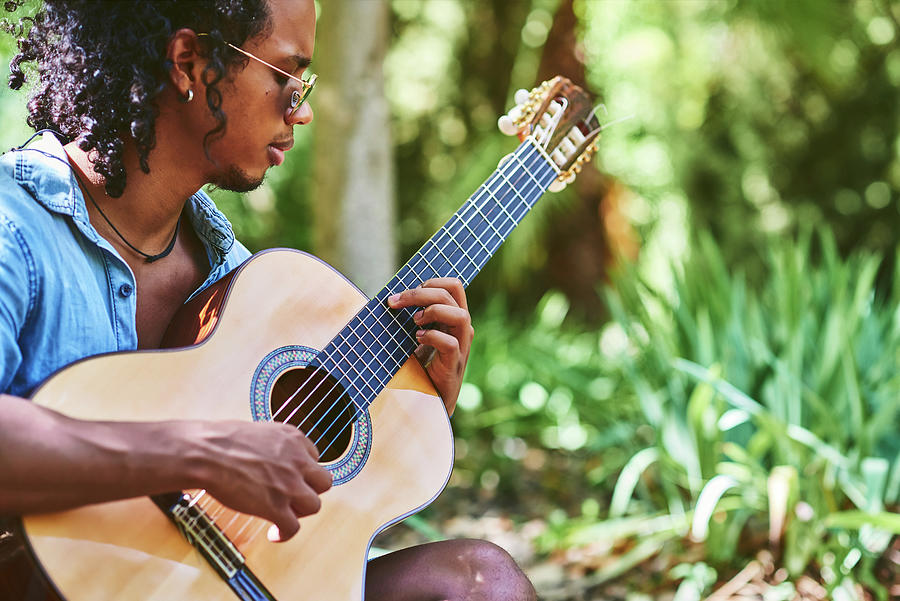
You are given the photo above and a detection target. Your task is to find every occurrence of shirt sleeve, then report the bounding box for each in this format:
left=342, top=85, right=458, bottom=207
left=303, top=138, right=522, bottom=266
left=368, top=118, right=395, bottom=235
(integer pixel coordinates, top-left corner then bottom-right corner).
left=0, top=213, right=34, bottom=394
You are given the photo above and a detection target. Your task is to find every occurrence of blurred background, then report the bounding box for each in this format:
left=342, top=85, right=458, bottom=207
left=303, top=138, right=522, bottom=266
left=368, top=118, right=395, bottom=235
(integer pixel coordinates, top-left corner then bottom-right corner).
left=2, top=0, right=899, bottom=599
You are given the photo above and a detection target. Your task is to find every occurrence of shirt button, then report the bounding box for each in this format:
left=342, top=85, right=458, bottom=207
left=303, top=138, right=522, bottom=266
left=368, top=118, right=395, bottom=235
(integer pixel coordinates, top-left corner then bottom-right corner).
left=119, top=283, right=134, bottom=297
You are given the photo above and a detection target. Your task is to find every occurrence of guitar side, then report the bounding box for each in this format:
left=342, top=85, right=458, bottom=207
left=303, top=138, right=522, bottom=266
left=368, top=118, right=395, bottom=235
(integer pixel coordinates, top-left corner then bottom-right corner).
left=12, top=249, right=454, bottom=601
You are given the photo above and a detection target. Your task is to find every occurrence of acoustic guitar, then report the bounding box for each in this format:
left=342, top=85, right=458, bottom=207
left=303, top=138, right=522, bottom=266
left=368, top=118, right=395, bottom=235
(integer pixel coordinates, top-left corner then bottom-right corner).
left=2, top=76, right=601, bottom=601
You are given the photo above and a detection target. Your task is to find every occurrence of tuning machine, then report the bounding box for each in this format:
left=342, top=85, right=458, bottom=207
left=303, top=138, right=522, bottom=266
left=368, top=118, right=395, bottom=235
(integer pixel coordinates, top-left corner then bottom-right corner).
left=497, top=80, right=555, bottom=138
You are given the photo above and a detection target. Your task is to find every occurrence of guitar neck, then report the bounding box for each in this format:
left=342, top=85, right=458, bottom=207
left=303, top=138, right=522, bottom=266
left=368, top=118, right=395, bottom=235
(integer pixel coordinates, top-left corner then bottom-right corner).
left=313, top=137, right=557, bottom=410
left=388, top=138, right=557, bottom=291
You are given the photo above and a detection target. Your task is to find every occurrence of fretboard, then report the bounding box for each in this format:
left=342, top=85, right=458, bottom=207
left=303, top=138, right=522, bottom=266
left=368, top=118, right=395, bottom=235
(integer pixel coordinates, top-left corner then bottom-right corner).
left=313, top=137, right=558, bottom=411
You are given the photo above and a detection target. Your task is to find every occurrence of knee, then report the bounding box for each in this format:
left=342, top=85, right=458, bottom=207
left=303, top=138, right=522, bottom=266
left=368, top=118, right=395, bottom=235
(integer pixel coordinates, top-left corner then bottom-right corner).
left=452, top=539, right=536, bottom=601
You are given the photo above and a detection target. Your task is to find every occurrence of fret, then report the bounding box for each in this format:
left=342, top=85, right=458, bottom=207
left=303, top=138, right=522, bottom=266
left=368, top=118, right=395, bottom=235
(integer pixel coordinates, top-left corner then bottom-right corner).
left=316, top=140, right=560, bottom=413
left=447, top=215, right=492, bottom=282
left=447, top=188, right=500, bottom=260
left=448, top=198, right=495, bottom=252
left=512, top=151, right=545, bottom=190
left=433, top=224, right=483, bottom=286
left=493, top=169, right=531, bottom=229
left=313, top=350, right=376, bottom=413
left=416, top=244, right=454, bottom=281
left=433, top=222, right=489, bottom=284
left=334, top=328, right=392, bottom=390
left=391, top=264, right=422, bottom=293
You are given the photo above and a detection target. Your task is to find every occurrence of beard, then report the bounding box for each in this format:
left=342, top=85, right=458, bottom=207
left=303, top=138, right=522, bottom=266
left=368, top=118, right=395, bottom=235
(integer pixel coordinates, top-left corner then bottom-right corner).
left=210, top=165, right=266, bottom=193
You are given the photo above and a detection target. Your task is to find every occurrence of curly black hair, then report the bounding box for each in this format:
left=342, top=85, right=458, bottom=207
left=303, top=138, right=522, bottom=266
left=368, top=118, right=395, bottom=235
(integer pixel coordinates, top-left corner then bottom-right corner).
left=3, top=0, right=272, bottom=197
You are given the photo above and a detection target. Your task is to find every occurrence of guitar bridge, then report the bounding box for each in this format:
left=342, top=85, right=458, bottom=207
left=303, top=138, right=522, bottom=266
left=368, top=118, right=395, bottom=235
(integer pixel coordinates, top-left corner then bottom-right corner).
left=153, top=492, right=278, bottom=601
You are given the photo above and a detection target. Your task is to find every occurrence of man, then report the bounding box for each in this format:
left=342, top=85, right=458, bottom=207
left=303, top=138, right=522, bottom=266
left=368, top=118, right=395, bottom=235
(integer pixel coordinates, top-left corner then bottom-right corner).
left=0, top=1, right=536, bottom=599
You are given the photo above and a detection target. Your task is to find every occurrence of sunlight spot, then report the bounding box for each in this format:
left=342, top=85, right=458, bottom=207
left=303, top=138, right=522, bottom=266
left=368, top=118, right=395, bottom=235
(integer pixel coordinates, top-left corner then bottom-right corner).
left=829, top=39, right=858, bottom=76
left=864, top=181, right=891, bottom=209
left=547, top=387, right=573, bottom=417
left=457, top=383, right=482, bottom=411
left=835, top=188, right=862, bottom=215
left=522, top=8, right=552, bottom=48
left=480, top=469, right=500, bottom=491
left=558, top=422, right=588, bottom=451
left=519, top=382, right=548, bottom=411
left=867, top=16, right=895, bottom=45
left=599, top=322, right=628, bottom=357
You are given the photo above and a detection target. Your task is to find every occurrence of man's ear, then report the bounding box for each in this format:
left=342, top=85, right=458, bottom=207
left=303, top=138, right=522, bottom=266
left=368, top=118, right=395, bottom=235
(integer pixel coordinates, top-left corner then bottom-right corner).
left=166, top=29, right=205, bottom=97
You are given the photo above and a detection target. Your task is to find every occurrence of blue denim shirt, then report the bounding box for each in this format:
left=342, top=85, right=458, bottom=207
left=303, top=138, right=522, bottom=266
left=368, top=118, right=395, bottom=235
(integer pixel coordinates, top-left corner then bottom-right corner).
left=0, top=132, right=250, bottom=397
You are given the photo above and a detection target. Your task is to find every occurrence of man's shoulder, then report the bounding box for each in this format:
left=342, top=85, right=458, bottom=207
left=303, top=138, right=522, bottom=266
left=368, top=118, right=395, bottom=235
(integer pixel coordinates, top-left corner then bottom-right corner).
left=0, top=155, right=54, bottom=227
left=0, top=132, right=80, bottom=224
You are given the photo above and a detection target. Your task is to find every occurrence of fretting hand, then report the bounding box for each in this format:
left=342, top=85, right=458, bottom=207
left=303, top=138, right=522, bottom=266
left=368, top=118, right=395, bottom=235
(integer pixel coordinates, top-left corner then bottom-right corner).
left=388, top=277, right=473, bottom=416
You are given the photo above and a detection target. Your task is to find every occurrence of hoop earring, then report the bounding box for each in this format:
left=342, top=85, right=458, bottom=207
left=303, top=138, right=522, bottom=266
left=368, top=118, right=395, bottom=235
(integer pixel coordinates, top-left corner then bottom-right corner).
left=180, top=89, right=194, bottom=103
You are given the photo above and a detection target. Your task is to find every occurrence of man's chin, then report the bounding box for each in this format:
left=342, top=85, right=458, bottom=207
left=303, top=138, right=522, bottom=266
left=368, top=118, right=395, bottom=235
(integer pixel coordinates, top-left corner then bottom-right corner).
left=210, top=166, right=266, bottom=193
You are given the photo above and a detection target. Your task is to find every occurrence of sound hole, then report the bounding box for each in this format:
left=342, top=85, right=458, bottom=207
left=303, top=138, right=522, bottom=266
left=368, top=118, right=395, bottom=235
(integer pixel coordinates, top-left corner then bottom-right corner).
left=270, top=367, right=355, bottom=462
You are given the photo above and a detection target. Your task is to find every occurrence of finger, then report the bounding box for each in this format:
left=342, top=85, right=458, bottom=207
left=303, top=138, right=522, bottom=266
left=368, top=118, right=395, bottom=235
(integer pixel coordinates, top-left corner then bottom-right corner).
left=268, top=502, right=301, bottom=542
left=412, top=304, right=471, bottom=331
left=306, top=464, right=334, bottom=493
left=421, top=277, right=468, bottom=310
left=415, top=328, right=461, bottom=361
left=387, top=287, right=458, bottom=310
left=272, top=421, right=321, bottom=462
left=289, top=486, right=323, bottom=518
left=268, top=520, right=300, bottom=542
left=298, top=432, right=321, bottom=462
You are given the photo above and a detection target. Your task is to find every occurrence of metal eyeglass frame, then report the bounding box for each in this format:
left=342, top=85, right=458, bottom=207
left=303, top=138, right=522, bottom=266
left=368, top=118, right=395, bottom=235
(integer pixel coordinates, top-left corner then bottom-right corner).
left=224, top=42, right=317, bottom=117
left=197, top=34, right=317, bottom=117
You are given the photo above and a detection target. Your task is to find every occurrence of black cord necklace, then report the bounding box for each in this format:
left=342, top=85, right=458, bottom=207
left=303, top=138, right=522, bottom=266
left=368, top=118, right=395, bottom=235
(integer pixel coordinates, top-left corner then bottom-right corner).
left=13, top=132, right=181, bottom=263
left=71, top=166, right=181, bottom=264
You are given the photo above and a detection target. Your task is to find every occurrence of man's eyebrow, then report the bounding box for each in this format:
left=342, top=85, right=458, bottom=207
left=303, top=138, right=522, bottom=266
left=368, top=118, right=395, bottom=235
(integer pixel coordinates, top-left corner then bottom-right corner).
left=287, top=54, right=312, bottom=72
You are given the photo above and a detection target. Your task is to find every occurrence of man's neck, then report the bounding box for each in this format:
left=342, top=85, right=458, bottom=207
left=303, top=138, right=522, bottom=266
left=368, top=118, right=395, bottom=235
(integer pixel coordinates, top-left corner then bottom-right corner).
left=64, top=130, right=207, bottom=255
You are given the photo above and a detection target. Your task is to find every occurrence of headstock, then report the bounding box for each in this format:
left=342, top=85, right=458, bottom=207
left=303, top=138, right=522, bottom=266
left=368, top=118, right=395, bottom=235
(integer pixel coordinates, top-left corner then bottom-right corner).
left=498, top=76, right=602, bottom=192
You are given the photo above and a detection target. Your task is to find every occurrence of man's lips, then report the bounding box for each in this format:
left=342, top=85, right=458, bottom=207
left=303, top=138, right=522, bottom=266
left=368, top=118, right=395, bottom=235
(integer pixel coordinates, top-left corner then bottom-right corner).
left=269, top=139, right=294, bottom=152
left=267, top=139, right=293, bottom=166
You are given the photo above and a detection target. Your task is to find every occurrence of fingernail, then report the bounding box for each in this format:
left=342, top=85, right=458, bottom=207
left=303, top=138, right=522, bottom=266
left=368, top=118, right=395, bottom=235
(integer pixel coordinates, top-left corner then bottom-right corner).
left=267, top=524, right=281, bottom=542
left=416, top=329, right=425, bottom=338
left=388, top=294, right=400, bottom=305
left=413, top=310, right=424, bottom=323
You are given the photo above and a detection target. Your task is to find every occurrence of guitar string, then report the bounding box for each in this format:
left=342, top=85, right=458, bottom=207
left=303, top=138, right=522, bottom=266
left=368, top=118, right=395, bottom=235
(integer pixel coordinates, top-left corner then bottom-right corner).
left=268, top=174, right=501, bottom=427
left=258, top=182, right=519, bottom=496
left=231, top=143, right=556, bottom=545
left=241, top=145, right=557, bottom=545
left=270, top=146, right=532, bottom=429
left=278, top=143, right=545, bottom=443
left=229, top=140, right=558, bottom=544
left=266, top=141, right=543, bottom=434
left=307, top=143, right=552, bottom=455
left=311, top=143, right=556, bottom=461
left=306, top=144, right=554, bottom=460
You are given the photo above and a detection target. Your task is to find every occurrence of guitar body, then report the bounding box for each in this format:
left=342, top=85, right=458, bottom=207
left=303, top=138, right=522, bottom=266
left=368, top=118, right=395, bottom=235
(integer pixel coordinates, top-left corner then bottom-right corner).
left=11, top=249, right=454, bottom=601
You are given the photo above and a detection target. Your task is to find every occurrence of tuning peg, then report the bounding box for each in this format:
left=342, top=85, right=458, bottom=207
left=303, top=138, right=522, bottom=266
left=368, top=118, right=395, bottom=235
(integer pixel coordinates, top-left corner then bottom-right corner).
left=514, top=88, right=531, bottom=105
left=548, top=179, right=567, bottom=193
left=497, top=115, right=518, bottom=136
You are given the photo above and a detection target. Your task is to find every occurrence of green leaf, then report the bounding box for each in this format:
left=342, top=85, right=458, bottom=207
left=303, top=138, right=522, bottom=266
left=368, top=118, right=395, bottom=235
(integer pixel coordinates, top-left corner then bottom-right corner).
left=610, top=447, right=660, bottom=518
left=825, top=511, right=900, bottom=534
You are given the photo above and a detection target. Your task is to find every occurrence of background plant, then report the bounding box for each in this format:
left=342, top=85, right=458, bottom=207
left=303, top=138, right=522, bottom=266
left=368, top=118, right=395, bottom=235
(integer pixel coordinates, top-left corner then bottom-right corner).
left=595, top=229, right=900, bottom=598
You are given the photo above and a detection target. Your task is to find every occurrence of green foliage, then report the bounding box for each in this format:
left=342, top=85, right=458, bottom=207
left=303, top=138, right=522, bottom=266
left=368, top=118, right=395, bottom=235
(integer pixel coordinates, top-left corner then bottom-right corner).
left=584, top=0, right=900, bottom=278
left=603, top=229, right=899, bottom=596
left=448, top=290, right=644, bottom=513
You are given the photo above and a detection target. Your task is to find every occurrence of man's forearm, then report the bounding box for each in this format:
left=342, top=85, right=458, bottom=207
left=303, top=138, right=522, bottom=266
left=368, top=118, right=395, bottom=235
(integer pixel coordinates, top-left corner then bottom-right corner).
left=0, top=394, right=198, bottom=514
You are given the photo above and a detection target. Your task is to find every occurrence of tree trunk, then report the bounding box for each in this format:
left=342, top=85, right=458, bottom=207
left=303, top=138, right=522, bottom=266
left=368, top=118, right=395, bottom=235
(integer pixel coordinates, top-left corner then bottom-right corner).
left=312, top=0, right=396, bottom=296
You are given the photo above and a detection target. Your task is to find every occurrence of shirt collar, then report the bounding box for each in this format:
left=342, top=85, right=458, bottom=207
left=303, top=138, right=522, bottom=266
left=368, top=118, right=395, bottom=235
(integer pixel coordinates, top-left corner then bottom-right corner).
left=7, top=130, right=236, bottom=262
